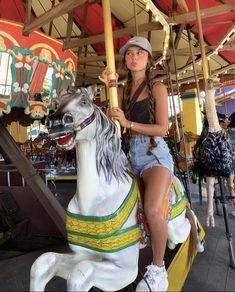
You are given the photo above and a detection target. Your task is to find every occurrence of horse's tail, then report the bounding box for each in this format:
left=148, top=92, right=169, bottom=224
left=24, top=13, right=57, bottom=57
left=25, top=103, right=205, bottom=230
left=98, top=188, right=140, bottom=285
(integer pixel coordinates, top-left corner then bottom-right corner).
left=185, top=205, right=197, bottom=266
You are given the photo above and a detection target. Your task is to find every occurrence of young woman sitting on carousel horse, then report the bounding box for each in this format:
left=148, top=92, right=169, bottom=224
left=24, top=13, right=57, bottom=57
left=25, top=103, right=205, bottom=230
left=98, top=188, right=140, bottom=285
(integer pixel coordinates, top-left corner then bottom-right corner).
left=99, top=36, right=174, bottom=292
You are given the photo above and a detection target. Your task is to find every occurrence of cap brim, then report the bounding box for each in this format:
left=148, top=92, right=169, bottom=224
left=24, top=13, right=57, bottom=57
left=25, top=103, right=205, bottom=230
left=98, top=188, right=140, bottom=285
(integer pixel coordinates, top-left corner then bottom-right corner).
left=119, top=43, right=152, bottom=56
left=119, top=44, right=132, bottom=55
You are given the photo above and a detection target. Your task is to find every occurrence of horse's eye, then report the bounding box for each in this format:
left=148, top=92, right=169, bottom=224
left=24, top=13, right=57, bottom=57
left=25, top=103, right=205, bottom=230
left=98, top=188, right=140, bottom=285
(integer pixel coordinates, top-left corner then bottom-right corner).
left=80, top=97, right=88, bottom=105
left=44, top=117, right=52, bottom=128
left=63, top=114, right=73, bottom=124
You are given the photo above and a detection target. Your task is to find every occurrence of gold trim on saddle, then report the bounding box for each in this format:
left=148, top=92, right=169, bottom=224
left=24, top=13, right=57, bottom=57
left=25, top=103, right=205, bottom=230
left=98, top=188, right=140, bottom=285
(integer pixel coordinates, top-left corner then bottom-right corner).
left=170, top=178, right=187, bottom=219
left=66, top=179, right=140, bottom=252
left=67, top=224, right=140, bottom=253
left=66, top=179, right=138, bottom=236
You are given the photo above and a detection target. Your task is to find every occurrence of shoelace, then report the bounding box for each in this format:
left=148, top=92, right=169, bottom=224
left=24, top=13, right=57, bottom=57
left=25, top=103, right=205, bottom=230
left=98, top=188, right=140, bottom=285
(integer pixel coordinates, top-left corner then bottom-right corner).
left=145, top=266, right=159, bottom=285
left=144, top=265, right=167, bottom=285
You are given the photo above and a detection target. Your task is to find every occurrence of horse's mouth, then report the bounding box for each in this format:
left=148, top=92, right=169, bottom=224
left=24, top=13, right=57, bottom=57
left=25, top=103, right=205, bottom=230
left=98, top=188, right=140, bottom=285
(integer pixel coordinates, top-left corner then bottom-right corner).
left=47, top=129, right=75, bottom=149
left=54, top=133, right=75, bottom=149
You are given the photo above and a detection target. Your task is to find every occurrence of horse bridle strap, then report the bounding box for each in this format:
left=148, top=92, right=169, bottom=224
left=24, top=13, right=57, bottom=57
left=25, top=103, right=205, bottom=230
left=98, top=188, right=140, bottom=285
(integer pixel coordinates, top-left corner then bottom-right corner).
left=74, top=110, right=96, bottom=132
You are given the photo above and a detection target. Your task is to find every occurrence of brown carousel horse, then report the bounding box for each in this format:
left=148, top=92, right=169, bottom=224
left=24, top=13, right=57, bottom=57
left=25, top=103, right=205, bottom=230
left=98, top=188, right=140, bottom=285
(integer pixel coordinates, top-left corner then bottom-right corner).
left=176, top=131, right=199, bottom=172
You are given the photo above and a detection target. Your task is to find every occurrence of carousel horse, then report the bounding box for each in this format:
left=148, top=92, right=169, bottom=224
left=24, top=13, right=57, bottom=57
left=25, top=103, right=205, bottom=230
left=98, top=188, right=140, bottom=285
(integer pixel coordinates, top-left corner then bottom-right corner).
left=168, top=122, right=198, bottom=173
left=177, top=131, right=199, bottom=172
left=193, top=80, right=232, bottom=227
left=30, top=86, right=204, bottom=291
left=193, top=117, right=218, bottom=227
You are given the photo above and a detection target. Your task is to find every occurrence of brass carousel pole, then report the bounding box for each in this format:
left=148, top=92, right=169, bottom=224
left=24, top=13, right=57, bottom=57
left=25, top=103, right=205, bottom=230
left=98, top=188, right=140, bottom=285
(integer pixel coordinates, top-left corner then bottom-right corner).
left=187, top=28, right=203, bottom=114
left=170, top=25, right=192, bottom=205
left=166, top=66, right=181, bottom=162
left=194, top=0, right=220, bottom=131
left=102, top=0, right=121, bottom=136
left=133, top=0, right=139, bottom=36
left=167, top=64, right=181, bottom=143
left=194, top=0, right=209, bottom=83
left=221, top=74, right=228, bottom=118
left=167, top=75, right=174, bottom=122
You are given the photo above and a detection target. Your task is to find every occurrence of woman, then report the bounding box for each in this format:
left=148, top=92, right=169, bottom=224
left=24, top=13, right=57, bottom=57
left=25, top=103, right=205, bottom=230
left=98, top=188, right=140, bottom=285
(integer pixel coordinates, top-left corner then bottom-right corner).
left=99, top=36, right=173, bottom=292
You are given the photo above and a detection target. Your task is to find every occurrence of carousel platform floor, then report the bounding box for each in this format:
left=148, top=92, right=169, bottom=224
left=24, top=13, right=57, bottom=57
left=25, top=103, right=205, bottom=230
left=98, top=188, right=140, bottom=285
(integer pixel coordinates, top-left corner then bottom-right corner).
left=1, top=179, right=235, bottom=291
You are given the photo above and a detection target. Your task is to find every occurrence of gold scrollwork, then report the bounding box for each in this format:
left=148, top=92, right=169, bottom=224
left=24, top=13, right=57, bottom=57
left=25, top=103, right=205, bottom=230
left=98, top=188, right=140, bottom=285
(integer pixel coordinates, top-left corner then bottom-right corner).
left=0, top=36, right=6, bottom=50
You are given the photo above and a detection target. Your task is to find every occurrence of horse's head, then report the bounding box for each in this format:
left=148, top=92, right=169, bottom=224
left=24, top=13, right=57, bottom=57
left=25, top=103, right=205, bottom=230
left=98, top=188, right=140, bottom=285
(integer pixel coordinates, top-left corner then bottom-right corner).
left=45, top=85, right=97, bottom=150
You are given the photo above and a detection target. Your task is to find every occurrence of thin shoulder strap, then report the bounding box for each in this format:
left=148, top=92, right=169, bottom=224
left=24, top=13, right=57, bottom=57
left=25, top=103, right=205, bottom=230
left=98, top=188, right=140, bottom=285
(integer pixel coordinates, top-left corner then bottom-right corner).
left=130, top=80, right=147, bottom=111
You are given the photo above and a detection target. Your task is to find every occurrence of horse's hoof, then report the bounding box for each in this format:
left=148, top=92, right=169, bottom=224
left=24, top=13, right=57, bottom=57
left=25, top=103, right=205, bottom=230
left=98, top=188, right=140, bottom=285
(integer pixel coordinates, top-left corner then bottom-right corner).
left=197, top=240, right=205, bottom=253
left=211, top=217, right=215, bottom=227
left=167, top=241, right=176, bottom=250
left=206, top=215, right=215, bottom=227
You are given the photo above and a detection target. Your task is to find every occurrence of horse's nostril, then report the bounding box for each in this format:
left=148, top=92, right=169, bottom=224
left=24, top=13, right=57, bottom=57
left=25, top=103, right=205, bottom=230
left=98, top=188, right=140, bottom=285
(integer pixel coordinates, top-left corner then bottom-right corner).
left=44, top=117, right=51, bottom=128
left=63, top=114, right=74, bottom=124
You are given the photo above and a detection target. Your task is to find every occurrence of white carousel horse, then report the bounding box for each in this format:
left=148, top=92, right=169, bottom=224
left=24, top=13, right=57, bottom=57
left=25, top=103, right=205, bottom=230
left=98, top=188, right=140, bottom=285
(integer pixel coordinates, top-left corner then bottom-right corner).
left=30, top=86, right=203, bottom=291
left=204, top=79, right=222, bottom=228
left=202, top=79, right=226, bottom=228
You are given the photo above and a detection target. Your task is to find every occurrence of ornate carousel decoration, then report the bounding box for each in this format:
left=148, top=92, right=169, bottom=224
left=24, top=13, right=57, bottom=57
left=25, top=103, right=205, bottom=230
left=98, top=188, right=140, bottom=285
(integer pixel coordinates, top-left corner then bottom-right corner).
left=0, top=19, right=77, bottom=120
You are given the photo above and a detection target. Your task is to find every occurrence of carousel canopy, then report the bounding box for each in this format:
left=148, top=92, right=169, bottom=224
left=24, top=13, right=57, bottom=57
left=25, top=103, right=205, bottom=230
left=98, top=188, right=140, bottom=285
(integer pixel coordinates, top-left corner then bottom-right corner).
left=0, top=0, right=234, bottom=118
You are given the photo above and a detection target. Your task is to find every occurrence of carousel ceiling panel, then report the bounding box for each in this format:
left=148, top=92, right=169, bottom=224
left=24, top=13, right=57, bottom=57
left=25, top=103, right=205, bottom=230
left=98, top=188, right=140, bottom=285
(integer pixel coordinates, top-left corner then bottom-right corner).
left=157, top=0, right=235, bottom=64
left=0, top=0, right=234, bottom=87
left=31, top=0, right=81, bottom=38
left=0, top=0, right=26, bottom=22
left=107, top=1, right=170, bottom=57
left=110, top=0, right=145, bottom=25
left=149, top=0, right=235, bottom=72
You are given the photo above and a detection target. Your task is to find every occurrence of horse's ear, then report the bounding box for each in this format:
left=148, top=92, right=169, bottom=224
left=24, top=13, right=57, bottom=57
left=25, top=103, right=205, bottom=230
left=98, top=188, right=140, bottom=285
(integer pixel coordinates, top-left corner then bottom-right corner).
left=86, top=84, right=97, bottom=100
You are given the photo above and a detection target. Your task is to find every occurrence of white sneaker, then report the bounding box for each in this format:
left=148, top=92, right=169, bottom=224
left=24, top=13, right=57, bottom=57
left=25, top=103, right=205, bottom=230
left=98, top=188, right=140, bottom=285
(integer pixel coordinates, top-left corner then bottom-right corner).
left=135, top=264, right=168, bottom=292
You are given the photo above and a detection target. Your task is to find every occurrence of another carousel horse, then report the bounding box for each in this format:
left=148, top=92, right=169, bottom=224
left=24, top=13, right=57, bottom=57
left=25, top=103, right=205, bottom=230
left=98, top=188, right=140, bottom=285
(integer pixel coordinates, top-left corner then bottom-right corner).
left=30, top=86, right=203, bottom=291
left=194, top=79, right=232, bottom=227
left=168, top=122, right=198, bottom=173
left=177, top=131, right=199, bottom=172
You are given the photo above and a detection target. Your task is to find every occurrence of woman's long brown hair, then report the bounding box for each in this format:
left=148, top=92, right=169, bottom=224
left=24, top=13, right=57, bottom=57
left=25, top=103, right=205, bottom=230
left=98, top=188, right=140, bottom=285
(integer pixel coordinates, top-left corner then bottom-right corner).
left=122, top=57, right=157, bottom=154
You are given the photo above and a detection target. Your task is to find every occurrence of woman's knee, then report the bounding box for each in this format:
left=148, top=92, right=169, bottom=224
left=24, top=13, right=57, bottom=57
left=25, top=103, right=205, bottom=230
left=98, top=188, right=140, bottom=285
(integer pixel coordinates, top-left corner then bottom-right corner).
left=144, top=205, right=165, bottom=223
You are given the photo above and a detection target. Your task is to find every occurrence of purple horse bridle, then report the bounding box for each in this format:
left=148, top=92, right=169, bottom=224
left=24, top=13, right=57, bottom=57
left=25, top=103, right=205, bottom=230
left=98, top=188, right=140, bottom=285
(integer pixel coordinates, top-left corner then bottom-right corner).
left=74, top=110, right=96, bottom=132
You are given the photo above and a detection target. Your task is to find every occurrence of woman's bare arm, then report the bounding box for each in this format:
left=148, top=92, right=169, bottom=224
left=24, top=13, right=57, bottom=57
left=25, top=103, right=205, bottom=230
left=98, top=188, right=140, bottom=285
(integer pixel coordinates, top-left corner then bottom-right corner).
left=110, top=82, right=169, bottom=137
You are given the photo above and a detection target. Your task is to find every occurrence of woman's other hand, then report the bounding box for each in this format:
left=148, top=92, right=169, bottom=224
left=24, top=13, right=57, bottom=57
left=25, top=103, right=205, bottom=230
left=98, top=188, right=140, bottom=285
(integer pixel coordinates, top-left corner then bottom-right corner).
left=98, top=66, right=119, bottom=87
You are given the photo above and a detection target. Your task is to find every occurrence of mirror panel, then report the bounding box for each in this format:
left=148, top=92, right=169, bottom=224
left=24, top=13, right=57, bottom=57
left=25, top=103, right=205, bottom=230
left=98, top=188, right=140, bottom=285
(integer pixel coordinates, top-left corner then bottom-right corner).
left=0, top=52, right=12, bottom=98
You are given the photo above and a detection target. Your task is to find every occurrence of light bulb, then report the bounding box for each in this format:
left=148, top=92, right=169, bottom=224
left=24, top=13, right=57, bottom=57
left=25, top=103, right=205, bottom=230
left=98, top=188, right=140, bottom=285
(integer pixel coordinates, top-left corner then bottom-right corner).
left=154, top=14, right=159, bottom=22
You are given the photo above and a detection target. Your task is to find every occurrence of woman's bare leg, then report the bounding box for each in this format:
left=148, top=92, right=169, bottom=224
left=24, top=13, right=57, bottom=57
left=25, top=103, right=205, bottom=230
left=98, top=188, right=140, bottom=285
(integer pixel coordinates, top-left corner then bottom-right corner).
left=142, top=166, right=172, bottom=266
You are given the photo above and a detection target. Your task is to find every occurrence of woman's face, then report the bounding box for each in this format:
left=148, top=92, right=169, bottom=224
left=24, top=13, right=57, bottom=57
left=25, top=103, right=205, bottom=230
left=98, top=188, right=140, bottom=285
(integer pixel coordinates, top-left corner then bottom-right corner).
left=125, top=46, right=149, bottom=72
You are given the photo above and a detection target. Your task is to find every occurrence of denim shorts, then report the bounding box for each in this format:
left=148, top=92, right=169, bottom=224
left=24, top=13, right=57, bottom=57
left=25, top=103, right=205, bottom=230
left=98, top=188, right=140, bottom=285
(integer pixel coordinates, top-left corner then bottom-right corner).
left=129, top=135, right=174, bottom=177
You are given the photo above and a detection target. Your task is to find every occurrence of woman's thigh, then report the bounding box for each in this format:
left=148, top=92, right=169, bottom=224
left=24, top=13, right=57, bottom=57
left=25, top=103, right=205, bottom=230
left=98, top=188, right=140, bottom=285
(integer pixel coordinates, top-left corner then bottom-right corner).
left=142, top=166, right=172, bottom=212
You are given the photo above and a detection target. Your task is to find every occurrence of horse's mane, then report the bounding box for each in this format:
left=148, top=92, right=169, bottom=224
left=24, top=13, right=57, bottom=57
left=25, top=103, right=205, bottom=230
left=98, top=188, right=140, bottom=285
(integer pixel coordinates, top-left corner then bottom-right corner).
left=94, top=105, right=131, bottom=183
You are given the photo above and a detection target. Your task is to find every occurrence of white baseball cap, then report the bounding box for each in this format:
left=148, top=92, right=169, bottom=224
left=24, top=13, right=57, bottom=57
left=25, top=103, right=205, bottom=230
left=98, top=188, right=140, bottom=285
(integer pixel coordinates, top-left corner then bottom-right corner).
left=119, top=36, right=152, bottom=56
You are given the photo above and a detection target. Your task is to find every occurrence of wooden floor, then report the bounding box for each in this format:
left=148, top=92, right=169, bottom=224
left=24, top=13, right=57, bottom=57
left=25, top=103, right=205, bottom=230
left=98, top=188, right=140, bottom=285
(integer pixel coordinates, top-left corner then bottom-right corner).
left=183, top=187, right=235, bottom=291
left=1, top=179, right=235, bottom=291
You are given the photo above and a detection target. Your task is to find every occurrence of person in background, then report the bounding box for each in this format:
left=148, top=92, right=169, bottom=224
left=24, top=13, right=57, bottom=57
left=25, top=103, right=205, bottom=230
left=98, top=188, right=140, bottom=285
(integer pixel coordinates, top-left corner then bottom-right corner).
left=99, top=36, right=173, bottom=292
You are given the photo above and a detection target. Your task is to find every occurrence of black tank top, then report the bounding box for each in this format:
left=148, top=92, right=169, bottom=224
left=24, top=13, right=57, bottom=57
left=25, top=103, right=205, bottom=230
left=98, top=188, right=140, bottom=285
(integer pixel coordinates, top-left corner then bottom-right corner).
left=130, top=98, right=150, bottom=124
